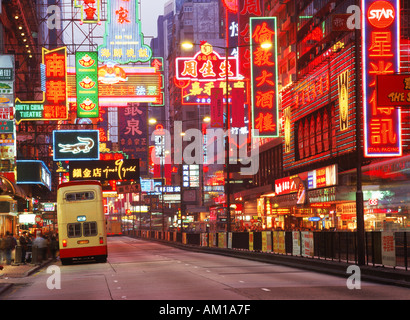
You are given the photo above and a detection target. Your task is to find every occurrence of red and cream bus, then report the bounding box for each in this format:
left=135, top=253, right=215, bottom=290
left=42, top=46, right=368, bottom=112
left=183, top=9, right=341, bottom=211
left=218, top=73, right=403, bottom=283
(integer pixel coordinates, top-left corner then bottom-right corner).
left=57, top=180, right=107, bottom=265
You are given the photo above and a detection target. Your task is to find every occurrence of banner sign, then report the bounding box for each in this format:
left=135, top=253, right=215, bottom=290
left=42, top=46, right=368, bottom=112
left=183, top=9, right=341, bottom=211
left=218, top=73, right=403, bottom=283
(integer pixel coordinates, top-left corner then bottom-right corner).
left=250, top=17, right=279, bottom=137
left=53, top=130, right=99, bottom=161
left=231, top=87, right=245, bottom=127
left=76, top=51, right=99, bottom=118
left=15, top=47, right=68, bottom=123
left=69, top=159, right=140, bottom=181
left=377, top=74, right=410, bottom=106
left=176, top=42, right=238, bottom=81
left=362, top=0, right=401, bottom=157
left=98, top=0, right=152, bottom=64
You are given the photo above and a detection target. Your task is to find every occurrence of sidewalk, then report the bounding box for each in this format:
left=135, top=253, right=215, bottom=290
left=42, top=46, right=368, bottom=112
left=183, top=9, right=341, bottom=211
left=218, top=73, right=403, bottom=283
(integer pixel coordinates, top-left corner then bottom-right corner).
left=0, top=259, right=54, bottom=295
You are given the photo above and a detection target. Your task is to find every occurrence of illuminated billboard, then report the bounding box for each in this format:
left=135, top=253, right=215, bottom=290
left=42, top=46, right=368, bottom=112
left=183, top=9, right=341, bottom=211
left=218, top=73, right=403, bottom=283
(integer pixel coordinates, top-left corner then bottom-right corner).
left=75, top=51, right=99, bottom=118
left=67, top=65, right=162, bottom=106
left=362, top=0, right=401, bottom=157
left=15, top=47, right=68, bottom=124
left=69, top=159, right=139, bottom=181
left=53, top=130, right=99, bottom=161
left=250, top=17, right=279, bottom=138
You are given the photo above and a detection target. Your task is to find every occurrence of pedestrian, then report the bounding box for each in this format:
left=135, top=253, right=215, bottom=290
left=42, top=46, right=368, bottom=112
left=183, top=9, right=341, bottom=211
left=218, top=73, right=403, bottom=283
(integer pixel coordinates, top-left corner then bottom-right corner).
left=33, top=232, right=47, bottom=263
left=4, top=231, right=17, bottom=265
left=26, top=234, right=33, bottom=263
left=0, top=234, right=4, bottom=264
left=19, top=231, right=28, bottom=264
left=50, top=234, right=59, bottom=260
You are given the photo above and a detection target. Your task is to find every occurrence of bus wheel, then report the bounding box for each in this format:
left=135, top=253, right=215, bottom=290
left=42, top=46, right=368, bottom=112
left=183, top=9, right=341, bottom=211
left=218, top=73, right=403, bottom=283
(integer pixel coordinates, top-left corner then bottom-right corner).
left=61, top=258, right=72, bottom=265
left=97, top=256, right=107, bottom=263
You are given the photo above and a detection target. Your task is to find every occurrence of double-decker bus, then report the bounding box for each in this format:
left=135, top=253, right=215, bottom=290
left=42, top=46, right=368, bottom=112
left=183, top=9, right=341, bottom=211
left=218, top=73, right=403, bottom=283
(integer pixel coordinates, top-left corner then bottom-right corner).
left=57, top=181, right=107, bottom=265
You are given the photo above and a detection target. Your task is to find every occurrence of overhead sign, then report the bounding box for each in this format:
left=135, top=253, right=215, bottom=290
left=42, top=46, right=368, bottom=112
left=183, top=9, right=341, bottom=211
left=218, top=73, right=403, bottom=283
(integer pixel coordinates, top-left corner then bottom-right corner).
left=98, top=0, right=152, bottom=64
left=176, top=42, right=239, bottom=81
left=53, top=130, right=99, bottom=161
left=15, top=47, right=68, bottom=123
left=250, top=17, right=279, bottom=138
left=362, top=0, right=401, bottom=157
left=67, top=65, right=162, bottom=106
left=75, top=51, right=99, bottom=118
left=69, top=159, right=140, bottom=181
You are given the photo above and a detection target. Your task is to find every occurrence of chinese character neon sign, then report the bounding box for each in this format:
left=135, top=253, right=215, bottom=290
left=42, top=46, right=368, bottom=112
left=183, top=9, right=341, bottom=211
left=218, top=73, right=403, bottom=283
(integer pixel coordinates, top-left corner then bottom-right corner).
left=98, top=0, right=152, bottom=64
left=176, top=42, right=239, bottom=81
left=74, top=0, right=101, bottom=24
left=250, top=17, right=279, bottom=138
left=15, top=47, right=68, bottom=124
left=362, top=0, right=401, bottom=157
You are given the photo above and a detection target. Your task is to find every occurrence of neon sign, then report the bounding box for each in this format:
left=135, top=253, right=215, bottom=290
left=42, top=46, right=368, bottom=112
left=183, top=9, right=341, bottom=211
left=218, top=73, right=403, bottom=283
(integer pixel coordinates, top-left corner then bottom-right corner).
left=362, top=0, right=401, bottom=157
left=67, top=65, right=162, bottom=106
left=15, top=47, right=68, bottom=123
left=74, top=0, right=101, bottom=24
left=238, top=0, right=263, bottom=78
left=179, top=79, right=249, bottom=105
left=250, top=17, right=279, bottom=138
left=53, top=130, right=99, bottom=161
left=98, top=0, right=152, bottom=64
left=69, top=159, right=140, bottom=181
left=76, top=51, right=99, bottom=118
left=176, top=42, right=239, bottom=81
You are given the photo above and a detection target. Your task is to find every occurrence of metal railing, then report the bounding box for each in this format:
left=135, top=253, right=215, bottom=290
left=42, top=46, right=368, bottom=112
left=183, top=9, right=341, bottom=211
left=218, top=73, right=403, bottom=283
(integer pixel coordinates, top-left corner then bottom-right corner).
left=134, top=230, right=410, bottom=271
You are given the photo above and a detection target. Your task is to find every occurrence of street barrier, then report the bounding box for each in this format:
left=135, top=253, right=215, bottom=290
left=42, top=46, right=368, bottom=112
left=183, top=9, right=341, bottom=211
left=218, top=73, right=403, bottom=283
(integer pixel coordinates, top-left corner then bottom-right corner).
left=137, top=230, right=410, bottom=270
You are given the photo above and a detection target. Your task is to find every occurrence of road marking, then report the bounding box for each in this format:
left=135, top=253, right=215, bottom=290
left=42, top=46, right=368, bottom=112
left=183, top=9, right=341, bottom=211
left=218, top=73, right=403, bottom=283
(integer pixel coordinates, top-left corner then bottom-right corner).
left=261, top=288, right=271, bottom=292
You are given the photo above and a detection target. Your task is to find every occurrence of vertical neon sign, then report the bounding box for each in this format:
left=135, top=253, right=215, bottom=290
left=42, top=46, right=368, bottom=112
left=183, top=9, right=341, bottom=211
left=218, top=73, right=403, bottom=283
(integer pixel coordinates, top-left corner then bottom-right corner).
left=250, top=17, right=279, bottom=138
left=362, top=0, right=401, bottom=157
left=238, top=0, right=263, bottom=78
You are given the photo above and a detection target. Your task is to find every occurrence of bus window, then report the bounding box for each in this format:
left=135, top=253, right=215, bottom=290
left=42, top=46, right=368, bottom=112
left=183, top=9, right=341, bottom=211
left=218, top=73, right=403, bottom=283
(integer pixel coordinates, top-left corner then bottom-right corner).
left=67, top=223, right=82, bottom=237
left=65, top=191, right=95, bottom=201
left=83, top=222, right=98, bottom=237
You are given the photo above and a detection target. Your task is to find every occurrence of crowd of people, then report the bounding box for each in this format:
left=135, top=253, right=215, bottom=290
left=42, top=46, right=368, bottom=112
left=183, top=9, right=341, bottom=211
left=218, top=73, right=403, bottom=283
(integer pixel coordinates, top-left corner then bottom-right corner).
left=0, top=231, right=59, bottom=266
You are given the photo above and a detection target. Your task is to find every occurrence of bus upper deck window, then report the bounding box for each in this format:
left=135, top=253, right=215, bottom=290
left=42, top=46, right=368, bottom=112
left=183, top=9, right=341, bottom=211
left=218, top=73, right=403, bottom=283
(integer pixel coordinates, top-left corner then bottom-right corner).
left=65, top=191, right=95, bottom=201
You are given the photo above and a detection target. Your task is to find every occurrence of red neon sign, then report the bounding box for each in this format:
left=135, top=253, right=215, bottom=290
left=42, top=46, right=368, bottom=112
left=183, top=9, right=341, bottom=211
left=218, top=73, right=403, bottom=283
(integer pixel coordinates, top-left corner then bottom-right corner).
left=250, top=17, right=279, bottom=138
left=176, top=42, right=238, bottom=81
left=362, top=0, right=401, bottom=157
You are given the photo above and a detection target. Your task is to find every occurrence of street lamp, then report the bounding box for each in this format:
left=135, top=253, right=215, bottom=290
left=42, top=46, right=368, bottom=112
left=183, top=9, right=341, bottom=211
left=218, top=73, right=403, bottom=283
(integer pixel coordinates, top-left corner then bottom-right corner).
left=180, top=41, right=271, bottom=233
